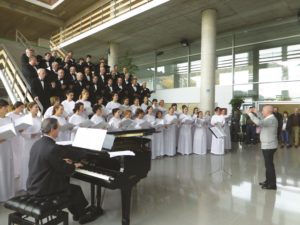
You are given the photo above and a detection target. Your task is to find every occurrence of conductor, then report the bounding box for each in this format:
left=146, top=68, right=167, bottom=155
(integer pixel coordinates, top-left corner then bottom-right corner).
left=26, top=118, right=98, bottom=224
left=246, top=105, right=278, bottom=190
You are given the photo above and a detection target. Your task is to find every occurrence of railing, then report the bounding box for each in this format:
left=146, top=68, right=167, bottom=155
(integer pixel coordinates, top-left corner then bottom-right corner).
left=0, top=44, right=43, bottom=112
left=50, top=0, right=152, bottom=47
left=16, top=29, right=32, bottom=49
left=49, top=40, right=66, bottom=59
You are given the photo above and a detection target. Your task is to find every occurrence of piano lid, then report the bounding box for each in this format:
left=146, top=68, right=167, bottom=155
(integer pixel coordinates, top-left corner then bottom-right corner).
left=107, top=128, right=156, bottom=138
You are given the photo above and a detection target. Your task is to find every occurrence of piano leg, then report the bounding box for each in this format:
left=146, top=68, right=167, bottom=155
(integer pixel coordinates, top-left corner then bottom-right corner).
left=90, top=184, right=95, bottom=207
left=96, top=185, right=102, bottom=211
left=121, top=186, right=132, bottom=225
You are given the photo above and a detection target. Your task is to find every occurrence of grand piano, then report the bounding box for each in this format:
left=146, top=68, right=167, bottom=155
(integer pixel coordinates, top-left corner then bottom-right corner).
left=63, top=128, right=156, bottom=225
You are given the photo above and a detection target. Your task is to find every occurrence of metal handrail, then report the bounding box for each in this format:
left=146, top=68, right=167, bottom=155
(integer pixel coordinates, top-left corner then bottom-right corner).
left=0, top=44, right=44, bottom=112
left=50, top=0, right=152, bottom=47
left=16, top=29, right=32, bottom=49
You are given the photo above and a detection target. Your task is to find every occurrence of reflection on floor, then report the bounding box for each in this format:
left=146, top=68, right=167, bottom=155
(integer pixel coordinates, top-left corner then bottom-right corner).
left=1, top=143, right=300, bottom=225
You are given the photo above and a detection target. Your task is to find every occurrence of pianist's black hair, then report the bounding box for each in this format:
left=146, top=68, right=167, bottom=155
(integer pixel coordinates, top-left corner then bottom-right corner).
left=93, top=104, right=102, bottom=113
left=0, top=99, right=9, bottom=107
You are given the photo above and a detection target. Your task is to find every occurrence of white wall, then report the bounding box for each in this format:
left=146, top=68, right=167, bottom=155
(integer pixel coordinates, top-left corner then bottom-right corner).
left=151, top=85, right=233, bottom=110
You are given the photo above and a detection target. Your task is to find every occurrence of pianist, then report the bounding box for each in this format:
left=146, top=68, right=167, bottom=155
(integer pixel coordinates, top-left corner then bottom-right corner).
left=26, top=118, right=97, bottom=224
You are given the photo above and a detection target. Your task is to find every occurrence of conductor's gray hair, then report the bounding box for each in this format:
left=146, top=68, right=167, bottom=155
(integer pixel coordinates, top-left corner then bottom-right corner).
left=263, top=105, right=273, bottom=113
left=41, top=118, right=58, bottom=134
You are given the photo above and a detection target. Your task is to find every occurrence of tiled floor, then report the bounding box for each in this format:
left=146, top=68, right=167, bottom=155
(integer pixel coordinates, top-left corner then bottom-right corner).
left=1, top=143, right=300, bottom=225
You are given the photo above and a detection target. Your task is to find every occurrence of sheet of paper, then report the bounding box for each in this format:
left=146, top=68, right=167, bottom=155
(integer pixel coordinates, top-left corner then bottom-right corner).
left=72, top=128, right=107, bottom=151
left=92, top=121, right=109, bottom=129
left=14, top=116, right=33, bottom=131
left=137, top=121, right=151, bottom=129
left=79, top=120, right=94, bottom=128
left=182, top=118, right=194, bottom=124
left=0, top=123, right=17, bottom=140
left=56, top=140, right=73, bottom=146
left=60, top=123, right=75, bottom=131
left=107, top=150, right=135, bottom=158
left=120, top=119, right=136, bottom=130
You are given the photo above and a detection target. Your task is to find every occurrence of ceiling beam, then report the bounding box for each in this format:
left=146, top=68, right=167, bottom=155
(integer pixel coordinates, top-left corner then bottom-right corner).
left=0, top=0, right=64, bottom=27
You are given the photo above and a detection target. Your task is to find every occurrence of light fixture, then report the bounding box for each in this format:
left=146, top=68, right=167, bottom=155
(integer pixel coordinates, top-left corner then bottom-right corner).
left=180, top=39, right=189, bottom=47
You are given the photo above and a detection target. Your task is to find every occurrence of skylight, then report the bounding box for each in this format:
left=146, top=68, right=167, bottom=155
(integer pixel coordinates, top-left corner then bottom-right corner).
left=24, top=0, right=64, bottom=10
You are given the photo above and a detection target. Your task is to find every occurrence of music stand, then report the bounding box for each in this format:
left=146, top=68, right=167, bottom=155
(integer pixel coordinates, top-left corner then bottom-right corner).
left=209, top=127, right=232, bottom=176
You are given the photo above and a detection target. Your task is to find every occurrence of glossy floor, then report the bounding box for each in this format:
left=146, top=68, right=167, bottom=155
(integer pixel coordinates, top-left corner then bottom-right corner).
left=1, top=143, right=300, bottom=225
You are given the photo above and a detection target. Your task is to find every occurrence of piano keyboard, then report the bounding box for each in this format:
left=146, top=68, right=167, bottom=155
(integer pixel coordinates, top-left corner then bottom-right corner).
left=75, top=169, right=114, bottom=181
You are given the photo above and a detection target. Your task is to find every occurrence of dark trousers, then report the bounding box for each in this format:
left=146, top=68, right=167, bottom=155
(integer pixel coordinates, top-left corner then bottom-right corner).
left=262, top=149, right=277, bottom=186
left=64, top=184, right=88, bottom=217
left=246, top=125, right=256, bottom=143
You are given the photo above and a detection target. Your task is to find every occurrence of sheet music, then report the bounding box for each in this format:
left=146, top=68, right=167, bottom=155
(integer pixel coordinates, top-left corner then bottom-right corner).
left=79, top=120, right=94, bottom=128
left=56, top=140, right=73, bottom=146
left=108, top=150, right=135, bottom=158
left=182, top=118, right=194, bottom=124
left=14, top=116, right=33, bottom=131
left=72, top=128, right=107, bottom=151
left=0, top=123, right=17, bottom=140
left=120, top=119, right=136, bottom=130
left=209, top=126, right=226, bottom=138
left=92, top=121, right=109, bottom=129
left=60, top=123, right=75, bottom=131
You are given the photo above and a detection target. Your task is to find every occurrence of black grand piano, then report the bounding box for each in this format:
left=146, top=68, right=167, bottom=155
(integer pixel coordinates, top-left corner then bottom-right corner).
left=63, top=128, right=155, bottom=225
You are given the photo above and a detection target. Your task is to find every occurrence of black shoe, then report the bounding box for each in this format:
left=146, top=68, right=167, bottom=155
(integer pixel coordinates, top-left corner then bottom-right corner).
left=259, top=181, right=267, bottom=186
left=79, top=207, right=103, bottom=224
left=261, top=184, right=277, bottom=190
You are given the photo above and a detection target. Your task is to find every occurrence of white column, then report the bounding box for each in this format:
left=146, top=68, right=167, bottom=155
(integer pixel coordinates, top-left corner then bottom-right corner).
left=108, top=42, right=119, bottom=69
left=200, top=9, right=217, bottom=113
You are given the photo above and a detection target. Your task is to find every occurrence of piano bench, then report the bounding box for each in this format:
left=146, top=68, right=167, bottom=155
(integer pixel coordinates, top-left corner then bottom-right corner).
left=4, top=195, right=69, bottom=225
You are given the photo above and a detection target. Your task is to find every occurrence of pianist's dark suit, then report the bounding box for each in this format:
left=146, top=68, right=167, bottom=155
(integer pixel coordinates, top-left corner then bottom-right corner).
left=26, top=136, right=88, bottom=217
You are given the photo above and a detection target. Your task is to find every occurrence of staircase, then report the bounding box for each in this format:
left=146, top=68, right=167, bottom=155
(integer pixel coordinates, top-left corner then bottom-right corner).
left=0, top=39, right=47, bottom=111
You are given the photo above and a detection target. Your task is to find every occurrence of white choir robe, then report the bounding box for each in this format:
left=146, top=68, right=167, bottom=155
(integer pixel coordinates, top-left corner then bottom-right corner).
left=0, top=117, right=15, bottom=202
left=164, top=114, right=178, bottom=156
left=152, top=118, right=165, bottom=159
left=130, top=105, right=141, bottom=116
left=144, top=115, right=156, bottom=158
left=134, top=118, right=150, bottom=129
left=106, top=101, right=121, bottom=121
left=223, top=115, right=232, bottom=150
left=69, top=114, right=87, bottom=141
left=210, top=115, right=225, bottom=155
left=21, top=114, right=42, bottom=190
left=193, top=118, right=207, bottom=155
left=108, top=117, right=121, bottom=131
left=91, top=115, right=105, bottom=125
left=158, top=107, right=167, bottom=116
left=177, top=114, right=193, bottom=155
left=61, top=100, right=75, bottom=117
left=106, top=101, right=121, bottom=114
left=205, top=116, right=212, bottom=150
left=6, top=112, right=24, bottom=179
left=141, top=103, right=148, bottom=112
left=51, top=115, right=71, bottom=141
left=44, top=106, right=68, bottom=119
left=76, top=100, right=93, bottom=118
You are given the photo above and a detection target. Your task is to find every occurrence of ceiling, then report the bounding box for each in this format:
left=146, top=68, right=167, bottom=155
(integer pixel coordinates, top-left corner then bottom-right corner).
left=1, top=0, right=300, bottom=58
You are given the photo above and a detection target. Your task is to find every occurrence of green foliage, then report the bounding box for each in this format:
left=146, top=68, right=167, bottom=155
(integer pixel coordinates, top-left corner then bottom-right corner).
left=229, top=96, right=245, bottom=110
left=118, top=52, right=138, bottom=74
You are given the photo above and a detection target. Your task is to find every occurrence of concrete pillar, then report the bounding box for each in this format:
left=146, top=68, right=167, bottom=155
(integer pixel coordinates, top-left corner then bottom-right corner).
left=200, top=9, right=217, bottom=113
left=108, top=42, right=119, bottom=69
